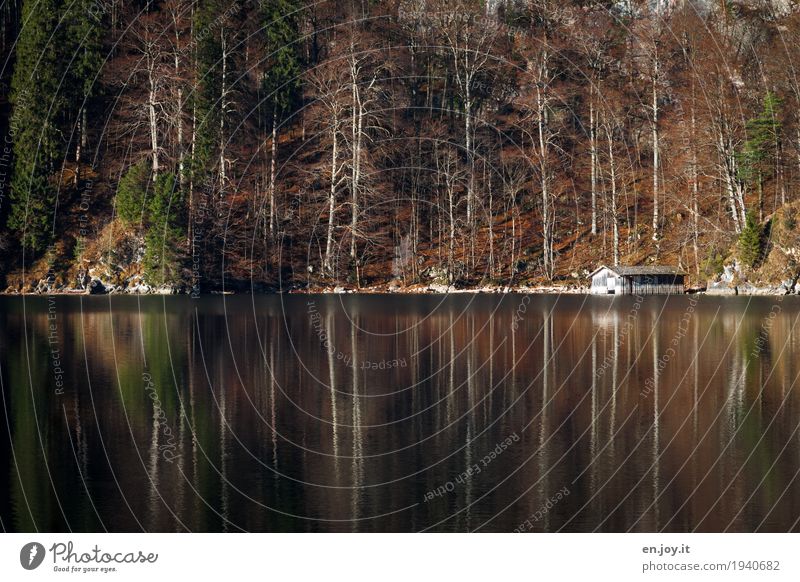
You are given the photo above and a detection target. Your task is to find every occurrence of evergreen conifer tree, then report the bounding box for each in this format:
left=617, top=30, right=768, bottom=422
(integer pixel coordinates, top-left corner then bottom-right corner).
left=144, top=172, right=184, bottom=285
left=738, top=211, right=763, bottom=269
left=8, top=0, right=65, bottom=252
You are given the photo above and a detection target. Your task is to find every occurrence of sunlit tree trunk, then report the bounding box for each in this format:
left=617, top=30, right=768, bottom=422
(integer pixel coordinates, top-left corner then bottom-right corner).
left=590, top=89, right=598, bottom=235
left=605, top=121, right=619, bottom=266
left=219, top=28, right=228, bottom=192
left=324, top=113, right=339, bottom=276
left=147, top=53, right=160, bottom=181
left=269, top=104, right=278, bottom=237
left=651, top=58, right=659, bottom=241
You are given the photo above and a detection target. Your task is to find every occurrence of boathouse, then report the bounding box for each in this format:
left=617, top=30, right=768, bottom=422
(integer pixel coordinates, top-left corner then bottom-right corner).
left=589, top=265, right=686, bottom=295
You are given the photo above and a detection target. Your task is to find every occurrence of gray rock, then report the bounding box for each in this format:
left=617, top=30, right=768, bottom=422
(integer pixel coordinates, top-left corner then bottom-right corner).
left=706, top=281, right=736, bottom=295
left=127, top=283, right=151, bottom=294
left=427, top=283, right=452, bottom=293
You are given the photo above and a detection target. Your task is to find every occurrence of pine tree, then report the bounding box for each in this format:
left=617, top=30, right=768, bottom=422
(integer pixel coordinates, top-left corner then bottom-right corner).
left=738, top=211, right=763, bottom=269
left=737, top=92, right=782, bottom=220
left=261, top=0, right=301, bottom=123
left=260, top=0, right=302, bottom=235
left=192, top=0, right=237, bottom=194
left=115, top=161, right=150, bottom=225
left=8, top=0, right=65, bottom=253
left=64, top=0, right=104, bottom=170
left=144, top=172, right=184, bottom=285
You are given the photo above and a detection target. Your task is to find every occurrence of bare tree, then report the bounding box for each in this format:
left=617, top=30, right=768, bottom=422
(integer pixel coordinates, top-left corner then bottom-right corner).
left=128, top=16, right=172, bottom=181
left=308, top=52, right=350, bottom=277
left=433, top=1, right=498, bottom=231
left=345, top=33, right=384, bottom=286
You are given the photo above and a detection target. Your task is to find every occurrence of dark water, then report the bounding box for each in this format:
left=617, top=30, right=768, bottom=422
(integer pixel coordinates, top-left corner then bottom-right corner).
left=1, top=294, right=799, bottom=532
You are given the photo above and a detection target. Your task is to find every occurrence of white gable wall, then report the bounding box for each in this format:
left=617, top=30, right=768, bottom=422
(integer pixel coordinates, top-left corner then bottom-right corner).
left=590, top=267, right=616, bottom=294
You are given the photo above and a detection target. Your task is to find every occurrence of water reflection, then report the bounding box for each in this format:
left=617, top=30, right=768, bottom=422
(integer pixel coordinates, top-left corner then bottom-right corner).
left=1, top=294, right=799, bottom=532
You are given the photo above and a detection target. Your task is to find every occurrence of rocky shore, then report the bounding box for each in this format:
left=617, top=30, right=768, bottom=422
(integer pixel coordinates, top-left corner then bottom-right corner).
left=3, top=258, right=797, bottom=297
left=4, top=280, right=797, bottom=296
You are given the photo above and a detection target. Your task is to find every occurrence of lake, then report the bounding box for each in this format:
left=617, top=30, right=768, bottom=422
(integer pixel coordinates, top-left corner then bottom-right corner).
left=1, top=294, right=799, bottom=532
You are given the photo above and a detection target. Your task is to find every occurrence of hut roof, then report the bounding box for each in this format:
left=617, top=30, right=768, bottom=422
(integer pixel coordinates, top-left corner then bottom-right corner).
left=588, top=265, right=687, bottom=278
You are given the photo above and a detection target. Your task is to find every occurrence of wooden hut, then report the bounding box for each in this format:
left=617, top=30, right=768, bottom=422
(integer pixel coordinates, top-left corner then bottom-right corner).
left=589, top=265, right=686, bottom=295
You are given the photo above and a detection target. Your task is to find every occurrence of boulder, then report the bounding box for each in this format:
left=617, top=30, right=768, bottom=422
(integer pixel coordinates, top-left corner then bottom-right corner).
left=76, top=270, right=90, bottom=290
left=127, top=283, right=151, bottom=294
left=89, top=279, right=107, bottom=295
left=427, top=283, right=452, bottom=293
left=735, top=282, right=757, bottom=295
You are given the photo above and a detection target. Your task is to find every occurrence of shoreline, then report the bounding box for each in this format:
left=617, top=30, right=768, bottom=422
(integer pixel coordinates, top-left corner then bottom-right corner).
left=1, top=284, right=795, bottom=297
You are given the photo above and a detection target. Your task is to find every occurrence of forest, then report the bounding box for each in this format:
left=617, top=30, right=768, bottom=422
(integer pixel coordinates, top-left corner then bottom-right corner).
left=1, top=0, right=800, bottom=293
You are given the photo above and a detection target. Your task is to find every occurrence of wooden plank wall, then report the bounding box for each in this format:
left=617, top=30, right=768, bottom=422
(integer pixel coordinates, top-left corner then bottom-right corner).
left=627, top=275, right=684, bottom=295
left=589, top=272, right=685, bottom=294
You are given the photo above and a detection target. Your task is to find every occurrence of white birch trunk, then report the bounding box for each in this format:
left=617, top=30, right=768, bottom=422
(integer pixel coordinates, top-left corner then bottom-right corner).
left=324, top=113, right=339, bottom=275
left=590, top=90, right=597, bottom=235
left=651, top=66, right=659, bottom=241
left=148, top=67, right=159, bottom=181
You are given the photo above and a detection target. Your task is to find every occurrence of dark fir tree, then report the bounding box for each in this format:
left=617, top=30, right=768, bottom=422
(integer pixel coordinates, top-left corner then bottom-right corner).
left=193, top=0, right=237, bottom=195
left=144, top=172, right=184, bottom=285
left=64, top=0, right=104, bottom=174
left=8, top=0, right=64, bottom=252
left=260, top=0, right=302, bottom=236
left=115, top=161, right=150, bottom=225
left=737, top=92, right=782, bottom=221
left=738, top=212, right=763, bottom=269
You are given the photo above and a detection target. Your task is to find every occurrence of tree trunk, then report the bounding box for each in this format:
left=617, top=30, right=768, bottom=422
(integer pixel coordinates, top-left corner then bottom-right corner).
left=175, top=55, right=184, bottom=188
left=148, top=67, right=159, bottom=181
left=691, top=101, right=700, bottom=275
left=718, top=128, right=744, bottom=233
left=350, top=68, right=360, bottom=284
left=465, top=89, right=472, bottom=226
left=651, top=66, right=659, bottom=241
left=536, top=57, right=553, bottom=281
left=219, top=29, right=227, bottom=191
left=270, top=113, right=277, bottom=237
left=488, top=169, right=494, bottom=278
left=590, top=91, right=597, bottom=235
left=324, top=112, right=339, bottom=276
left=606, top=123, right=619, bottom=266
left=75, top=105, right=83, bottom=184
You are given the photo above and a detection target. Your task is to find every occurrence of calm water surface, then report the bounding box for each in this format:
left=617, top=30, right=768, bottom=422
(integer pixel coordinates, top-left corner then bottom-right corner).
left=1, top=294, right=799, bottom=532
